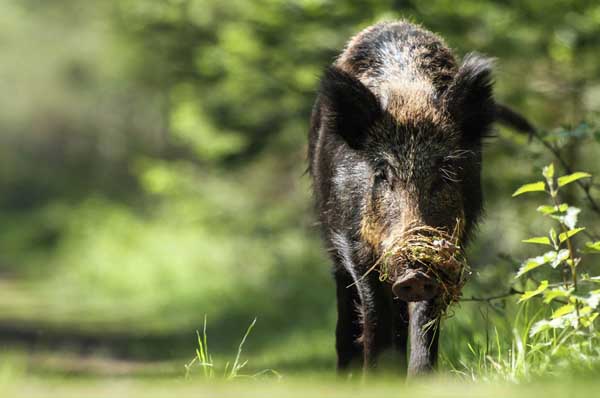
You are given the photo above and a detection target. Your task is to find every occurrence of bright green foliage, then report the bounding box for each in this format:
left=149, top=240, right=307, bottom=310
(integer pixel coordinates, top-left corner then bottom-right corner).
left=542, top=163, right=554, bottom=180
left=559, top=227, right=585, bottom=243
left=516, top=250, right=566, bottom=277
left=518, top=280, right=548, bottom=303
left=455, top=153, right=600, bottom=382
left=513, top=163, right=599, bottom=337
left=512, top=182, right=546, bottom=197
left=557, top=172, right=592, bottom=188
left=521, top=236, right=551, bottom=245
left=543, top=287, right=572, bottom=304
left=585, top=241, right=600, bottom=253
left=536, top=204, right=569, bottom=215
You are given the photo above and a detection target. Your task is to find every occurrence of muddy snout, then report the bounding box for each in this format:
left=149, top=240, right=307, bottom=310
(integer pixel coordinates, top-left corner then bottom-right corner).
left=392, top=268, right=438, bottom=302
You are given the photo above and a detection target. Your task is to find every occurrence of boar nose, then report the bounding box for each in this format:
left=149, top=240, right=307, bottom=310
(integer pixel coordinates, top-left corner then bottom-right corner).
left=392, top=268, right=438, bottom=302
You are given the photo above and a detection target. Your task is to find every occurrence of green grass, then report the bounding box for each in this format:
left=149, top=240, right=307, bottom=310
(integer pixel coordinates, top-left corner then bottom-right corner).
left=184, top=316, right=280, bottom=380
left=2, top=298, right=600, bottom=397
left=3, top=374, right=600, bottom=398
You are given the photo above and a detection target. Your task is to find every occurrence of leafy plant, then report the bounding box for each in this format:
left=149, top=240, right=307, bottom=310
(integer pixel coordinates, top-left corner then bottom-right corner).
left=184, top=316, right=280, bottom=380
left=513, top=163, right=600, bottom=336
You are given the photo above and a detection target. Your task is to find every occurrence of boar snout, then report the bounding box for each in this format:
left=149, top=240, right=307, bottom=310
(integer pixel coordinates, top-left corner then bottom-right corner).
left=392, top=268, right=438, bottom=302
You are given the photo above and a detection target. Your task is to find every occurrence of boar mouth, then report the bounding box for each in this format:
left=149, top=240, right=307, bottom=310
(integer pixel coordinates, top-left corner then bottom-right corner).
left=356, top=221, right=470, bottom=314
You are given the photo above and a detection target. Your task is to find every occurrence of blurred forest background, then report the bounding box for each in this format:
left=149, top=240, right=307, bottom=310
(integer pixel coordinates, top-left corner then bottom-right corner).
left=2, top=0, right=600, bottom=378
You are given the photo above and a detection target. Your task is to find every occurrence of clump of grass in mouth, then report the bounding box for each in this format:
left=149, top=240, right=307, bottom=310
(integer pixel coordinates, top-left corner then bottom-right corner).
left=356, top=220, right=470, bottom=316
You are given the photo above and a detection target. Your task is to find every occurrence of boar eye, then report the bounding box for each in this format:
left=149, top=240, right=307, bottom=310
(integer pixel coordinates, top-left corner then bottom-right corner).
left=374, top=168, right=387, bottom=184
left=373, top=164, right=391, bottom=186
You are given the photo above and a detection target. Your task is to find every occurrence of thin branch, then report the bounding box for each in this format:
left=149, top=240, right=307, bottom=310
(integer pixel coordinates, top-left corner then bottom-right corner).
left=461, top=288, right=523, bottom=303
left=461, top=288, right=570, bottom=305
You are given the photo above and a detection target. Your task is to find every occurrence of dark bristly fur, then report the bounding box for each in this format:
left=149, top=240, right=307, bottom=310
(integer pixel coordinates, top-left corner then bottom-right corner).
left=307, top=20, right=535, bottom=377
left=319, top=67, right=382, bottom=149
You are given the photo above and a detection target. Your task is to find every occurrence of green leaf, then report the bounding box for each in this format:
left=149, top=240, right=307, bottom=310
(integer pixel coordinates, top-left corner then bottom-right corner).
left=558, top=227, right=585, bottom=243
left=557, top=172, right=591, bottom=187
left=536, top=205, right=557, bottom=215
left=516, top=251, right=558, bottom=278
left=518, top=280, right=549, bottom=303
left=530, top=319, right=551, bottom=336
left=580, top=312, right=599, bottom=328
left=522, top=236, right=551, bottom=245
left=584, top=241, right=600, bottom=253
left=512, top=181, right=546, bottom=197
left=552, top=303, right=575, bottom=318
left=530, top=315, right=575, bottom=336
left=543, top=287, right=573, bottom=304
left=543, top=163, right=555, bottom=180
left=536, top=204, right=567, bottom=215
left=579, top=305, right=593, bottom=316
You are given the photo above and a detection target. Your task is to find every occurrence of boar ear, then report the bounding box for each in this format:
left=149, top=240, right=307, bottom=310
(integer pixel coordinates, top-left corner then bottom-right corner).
left=319, top=66, right=381, bottom=149
left=444, top=53, right=495, bottom=142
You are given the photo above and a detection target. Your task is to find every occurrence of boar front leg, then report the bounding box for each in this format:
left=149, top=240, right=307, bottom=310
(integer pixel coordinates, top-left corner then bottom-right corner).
left=359, top=274, right=393, bottom=371
left=392, top=299, right=409, bottom=371
left=334, top=268, right=363, bottom=372
left=407, top=300, right=440, bottom=376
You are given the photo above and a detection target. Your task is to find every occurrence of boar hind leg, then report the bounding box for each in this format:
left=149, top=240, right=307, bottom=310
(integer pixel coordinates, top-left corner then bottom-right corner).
left=335, top=269, right=363, bottom=372
left=407, top=300, right=440, bottom=376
